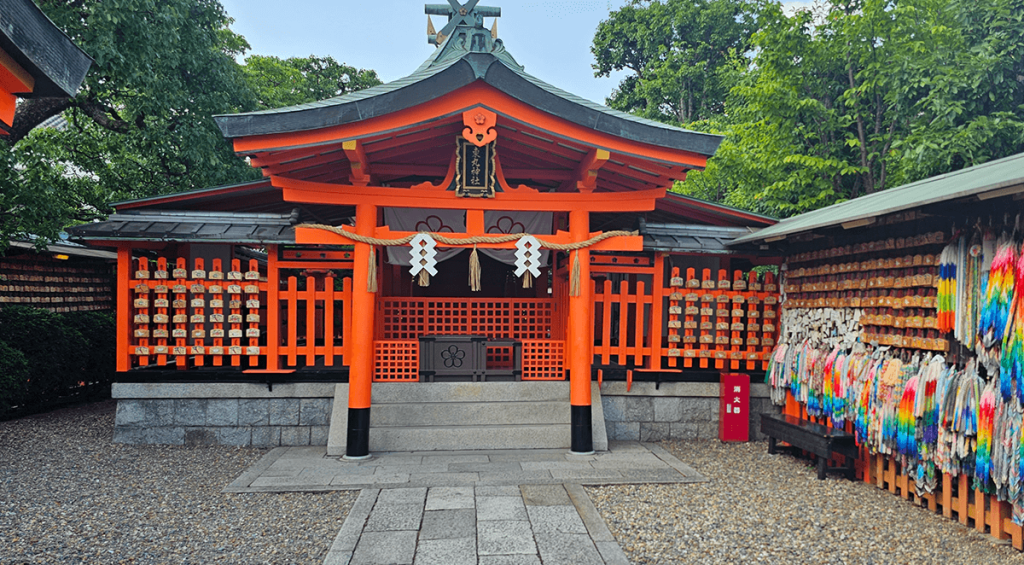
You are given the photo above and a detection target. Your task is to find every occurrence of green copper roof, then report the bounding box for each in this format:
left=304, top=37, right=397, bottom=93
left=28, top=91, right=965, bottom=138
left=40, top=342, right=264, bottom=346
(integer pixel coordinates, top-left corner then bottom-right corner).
left=214, top=5, right=722, bottom=157
left=731, top=151, right=1024, bottom=245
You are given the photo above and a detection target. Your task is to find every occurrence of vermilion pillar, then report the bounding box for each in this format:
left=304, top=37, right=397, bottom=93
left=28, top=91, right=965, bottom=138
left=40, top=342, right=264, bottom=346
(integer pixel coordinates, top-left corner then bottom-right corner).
left=115, top=244, right=131, bottom=372
left=568, top=209, right=594, bottom=453
left=346, top=203, right=378, bottom=458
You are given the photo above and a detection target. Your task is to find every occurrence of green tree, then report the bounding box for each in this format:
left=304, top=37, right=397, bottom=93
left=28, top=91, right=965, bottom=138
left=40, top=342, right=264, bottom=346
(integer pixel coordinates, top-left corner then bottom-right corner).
left=242, top=55, right=381, bottom=110
left=679, top=0, right=1024, bottom=217
left=1, top=0, right=258, bottom=249
left=592, top=0, right=761, bottom=124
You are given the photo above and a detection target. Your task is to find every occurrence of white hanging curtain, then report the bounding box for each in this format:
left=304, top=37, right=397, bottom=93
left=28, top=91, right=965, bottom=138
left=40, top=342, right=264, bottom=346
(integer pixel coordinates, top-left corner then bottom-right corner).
left=383, top=208, right=552, bottom=268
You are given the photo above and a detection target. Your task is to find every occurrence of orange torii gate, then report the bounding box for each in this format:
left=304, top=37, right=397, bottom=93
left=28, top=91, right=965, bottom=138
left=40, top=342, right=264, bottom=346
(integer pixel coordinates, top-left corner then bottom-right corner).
left=278, top=162, right=652, bottom=455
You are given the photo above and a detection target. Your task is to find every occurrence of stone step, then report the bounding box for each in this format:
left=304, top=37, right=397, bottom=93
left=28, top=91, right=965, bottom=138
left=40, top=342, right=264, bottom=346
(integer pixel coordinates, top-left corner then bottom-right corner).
left=370, top=381, right=570, bottom=404
left=327, top=382, right=608, bottom=455
left=371, top=400, right=569, bottom=427
left=369, top=424, right=572, bottom=451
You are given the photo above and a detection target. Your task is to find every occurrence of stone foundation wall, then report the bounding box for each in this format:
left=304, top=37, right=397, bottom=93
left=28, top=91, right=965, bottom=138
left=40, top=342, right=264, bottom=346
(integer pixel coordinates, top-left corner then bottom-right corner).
left=112, top=383, right=337, bottom=447
left=600, top=382, right=778, bottom=442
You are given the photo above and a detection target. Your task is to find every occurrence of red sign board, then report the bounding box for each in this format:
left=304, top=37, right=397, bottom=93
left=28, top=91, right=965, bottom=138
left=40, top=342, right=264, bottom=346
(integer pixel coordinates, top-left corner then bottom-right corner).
left=719, top=373, right=750, bottom=442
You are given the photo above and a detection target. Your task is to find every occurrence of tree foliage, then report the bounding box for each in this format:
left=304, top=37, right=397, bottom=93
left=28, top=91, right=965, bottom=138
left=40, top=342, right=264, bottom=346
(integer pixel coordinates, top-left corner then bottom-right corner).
left=0, top=1, right=381, bottom=251
left=600, top=0, right=1024, bottom=217
left=592, top=0, right=761, bottom=124
left=243, top=55, right=381, bottom=110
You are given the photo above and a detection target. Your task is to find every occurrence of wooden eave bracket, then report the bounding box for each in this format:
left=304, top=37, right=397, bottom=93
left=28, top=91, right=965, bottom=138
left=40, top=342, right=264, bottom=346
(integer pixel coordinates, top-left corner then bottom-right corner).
left=343, top=140, right=371, bottom=185
left=576, top=148, right=610, bottom=192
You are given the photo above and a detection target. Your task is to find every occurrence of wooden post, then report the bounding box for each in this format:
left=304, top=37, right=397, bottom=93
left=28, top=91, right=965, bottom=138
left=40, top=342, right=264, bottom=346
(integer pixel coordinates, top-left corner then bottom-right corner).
left=346, top=203, right=378, bottom=458
left=116, top=244, right=132, bottom=372
left=266, top=245, right=280, bottom=371
left=568, top=209, right=593, bottom=454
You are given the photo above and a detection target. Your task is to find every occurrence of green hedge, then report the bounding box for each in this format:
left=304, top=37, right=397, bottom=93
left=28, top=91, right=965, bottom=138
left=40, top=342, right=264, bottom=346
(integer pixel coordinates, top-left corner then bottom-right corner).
left=0, top=306, right=116, bottom=417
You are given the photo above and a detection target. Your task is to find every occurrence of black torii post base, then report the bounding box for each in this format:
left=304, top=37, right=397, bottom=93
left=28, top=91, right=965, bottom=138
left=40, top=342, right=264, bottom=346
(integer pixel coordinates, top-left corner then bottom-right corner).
left=346, top=407, right=371, bottom=459
left=570, top=404, right=593, bottom=454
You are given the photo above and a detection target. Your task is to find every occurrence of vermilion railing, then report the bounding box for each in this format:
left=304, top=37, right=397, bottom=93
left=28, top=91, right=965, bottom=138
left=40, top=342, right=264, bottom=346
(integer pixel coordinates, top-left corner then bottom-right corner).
left=379, top=297, right=557, bottom=340
left=592, top=279, right=653, bottom=368
left=520, top=339, right=565, bottom=380
left=277, top=275, right=351, bottom=369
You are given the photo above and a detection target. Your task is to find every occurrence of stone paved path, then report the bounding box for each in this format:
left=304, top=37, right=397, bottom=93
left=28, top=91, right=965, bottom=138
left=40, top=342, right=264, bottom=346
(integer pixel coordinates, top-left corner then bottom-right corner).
left=226, top=442, right=705, bottom=564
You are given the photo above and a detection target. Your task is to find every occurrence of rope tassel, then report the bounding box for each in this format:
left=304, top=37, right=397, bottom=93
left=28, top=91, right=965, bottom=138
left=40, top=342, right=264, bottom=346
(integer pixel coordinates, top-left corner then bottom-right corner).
left=570, top=250, right=581, bottom=297
left=469, top=245, right=481, bottom=292
left=522, top=270, right=533, bottom=289
left=367, top=247, right=378, bottom=293
left=418, top=269, right=430, bottom=287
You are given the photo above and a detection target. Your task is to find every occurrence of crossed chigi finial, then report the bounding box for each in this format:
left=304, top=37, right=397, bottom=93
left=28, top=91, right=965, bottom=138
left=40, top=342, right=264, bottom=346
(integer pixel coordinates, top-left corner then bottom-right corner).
left=426, top=1, right=500, bottom=45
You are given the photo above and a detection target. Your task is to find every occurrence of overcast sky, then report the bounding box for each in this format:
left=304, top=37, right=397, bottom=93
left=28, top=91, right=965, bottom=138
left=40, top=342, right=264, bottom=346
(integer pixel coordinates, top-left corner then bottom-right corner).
left=220, top=0, right=813, bottom=106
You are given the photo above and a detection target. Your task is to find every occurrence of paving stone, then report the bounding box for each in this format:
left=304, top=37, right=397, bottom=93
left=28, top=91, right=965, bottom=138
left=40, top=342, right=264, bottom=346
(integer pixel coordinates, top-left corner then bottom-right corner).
left=475, top=485, right=521, bottom=496
left=519, top=484, right=571, bottom=506
left=268, top=398, right=299, bottom=426
left=365, top=454, right=423, bottom=466
left=419, top=508, right=476, bottom=540
left=425, top=486, right=475, bottom=510
left=477, top=556, right=541, bottom=565
left=548, top=468, right=623, bottom=480
left=237, top=398, right=269, bottom=426
left=364, top=502, right=424, bottom=532
left=330, top=474, right=407, bottom=487
left=377, top=487, right=428, bottom=505
left=487, top=451, right=567, bottom=462
left=351, top=530, right=417, bottom=565
left=371, top=464, right=449, bottom=475
left=422, top=454, right=490, bottom=465
left=473, top=471, right=555, bottom=486
left=526, top=505, right=587, bottom=534
left=206, top=399, right=239, bottom=426
left=595, top=541, right=632, bottom=565
left=448, top=462, right=523, bottom=473
left=477, top=496, right=527, bottom=521
left=534, top=533, right=604, bottom=565
left=414, top=537, right=476, bottom=565
left=476, top=520, right=536, bottom=555
left=407, top=472, right=479, bottom=487
left=519, top=461, right=590, bottom=471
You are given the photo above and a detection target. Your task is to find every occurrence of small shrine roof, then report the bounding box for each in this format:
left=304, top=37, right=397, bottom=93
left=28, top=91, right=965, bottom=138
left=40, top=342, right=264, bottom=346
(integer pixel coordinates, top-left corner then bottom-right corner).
left=0, top=0, right=92, bottom=98
left=213, top=5, right=721, bottom=159
left=66, top=209, right=299, bottom=244
left=639, top=221, right=762, bottom=255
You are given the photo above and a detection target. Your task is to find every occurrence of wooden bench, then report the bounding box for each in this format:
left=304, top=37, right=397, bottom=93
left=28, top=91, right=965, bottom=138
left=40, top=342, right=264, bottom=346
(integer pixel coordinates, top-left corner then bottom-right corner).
left=760, top=413, right=858, bottom=480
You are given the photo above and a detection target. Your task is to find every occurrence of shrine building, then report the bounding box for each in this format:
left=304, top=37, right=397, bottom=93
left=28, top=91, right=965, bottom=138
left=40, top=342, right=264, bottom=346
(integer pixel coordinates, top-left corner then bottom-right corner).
left=70, top=2, right=780, bottom=456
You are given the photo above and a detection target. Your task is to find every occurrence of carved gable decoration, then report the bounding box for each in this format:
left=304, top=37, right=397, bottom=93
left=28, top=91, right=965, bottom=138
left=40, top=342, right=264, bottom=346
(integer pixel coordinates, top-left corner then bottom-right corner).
left=454, top=136, right=496, bottom=198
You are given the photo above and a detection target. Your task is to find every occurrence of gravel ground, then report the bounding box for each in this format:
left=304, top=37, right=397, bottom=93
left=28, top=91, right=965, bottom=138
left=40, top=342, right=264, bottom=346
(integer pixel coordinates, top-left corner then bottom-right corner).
left=0, top=400, right=356, bottom=564
left=587, top=439, right=1024, bottom=565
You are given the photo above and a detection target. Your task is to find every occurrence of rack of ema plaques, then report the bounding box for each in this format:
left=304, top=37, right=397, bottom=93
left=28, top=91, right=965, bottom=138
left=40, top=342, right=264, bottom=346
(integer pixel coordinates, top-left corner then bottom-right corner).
left=129, top=257, right=266, bottom=369
left=663, top=267, right=779, bottom=371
